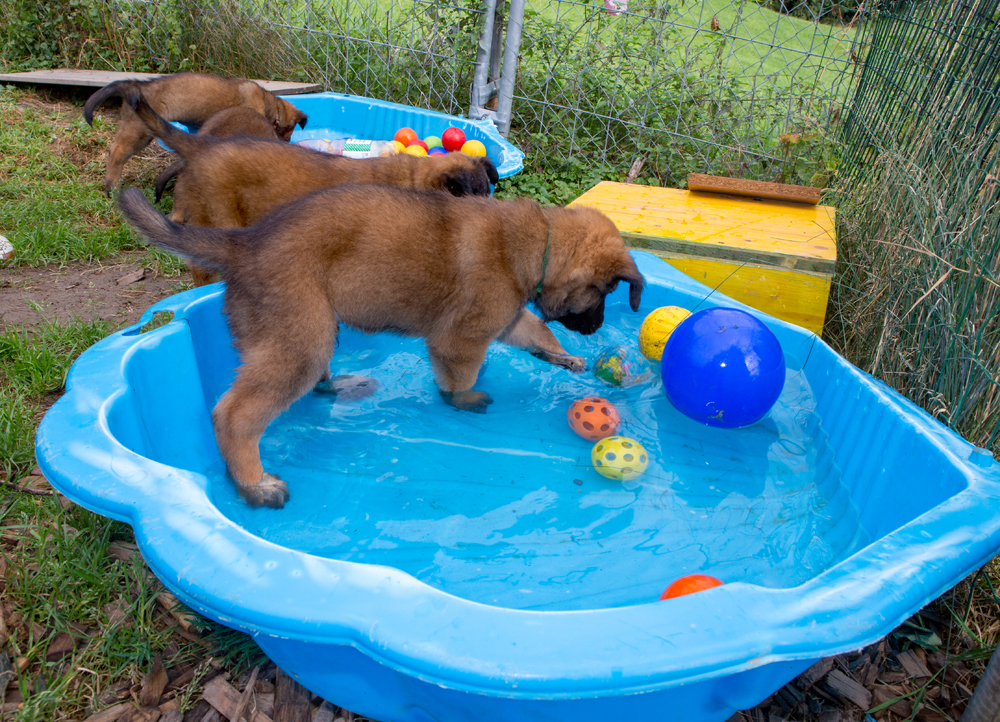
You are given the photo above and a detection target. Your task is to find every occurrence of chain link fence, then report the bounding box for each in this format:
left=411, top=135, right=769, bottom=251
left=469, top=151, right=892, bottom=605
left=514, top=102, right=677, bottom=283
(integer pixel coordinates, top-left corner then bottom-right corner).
left=829, top=0, right=1000, bottom=454
left=67, top=0, right=868, bottom=185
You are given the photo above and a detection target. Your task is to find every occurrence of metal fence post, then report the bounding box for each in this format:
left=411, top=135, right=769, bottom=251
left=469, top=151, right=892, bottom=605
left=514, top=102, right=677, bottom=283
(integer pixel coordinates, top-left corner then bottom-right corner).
left=494, top=0, right=525, bottom=137
left=470, top=0, right=500, bottom=119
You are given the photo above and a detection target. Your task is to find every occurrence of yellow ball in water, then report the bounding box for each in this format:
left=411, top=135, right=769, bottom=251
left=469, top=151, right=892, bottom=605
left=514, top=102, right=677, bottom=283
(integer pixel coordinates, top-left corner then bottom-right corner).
left=404, top=145, right=428, bottom=157
left=591, top=436, right=649, bottom=481
left=639, top=306, right=692, bottom=361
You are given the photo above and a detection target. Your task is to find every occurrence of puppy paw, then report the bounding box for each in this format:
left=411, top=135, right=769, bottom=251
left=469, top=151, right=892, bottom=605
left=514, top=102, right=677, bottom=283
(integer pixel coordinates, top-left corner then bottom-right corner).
left=237, top=473, right=289, bottom=509
left=529, top=348, right=588, bottom=373
left=314, top=374, right=379, bottom=401
left=552, top=353, right=587, bottom=373
left=441, top=389, right=494, bottom=414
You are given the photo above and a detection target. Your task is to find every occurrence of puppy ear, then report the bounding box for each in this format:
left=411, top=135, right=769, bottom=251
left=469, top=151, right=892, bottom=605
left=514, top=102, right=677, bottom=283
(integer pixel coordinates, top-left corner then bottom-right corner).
left=479, top=156, right=499, bottom=184
left=297, top=112, right=308, bottom=129
left=443, top=174, right=467, bottom=197
left=615, top=265, right=645, bottom=312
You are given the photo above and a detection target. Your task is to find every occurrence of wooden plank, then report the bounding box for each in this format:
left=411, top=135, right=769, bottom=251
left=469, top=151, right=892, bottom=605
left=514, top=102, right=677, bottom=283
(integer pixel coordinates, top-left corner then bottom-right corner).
left=688, top=173, right=823, bottom=205
left=622, top=231, right=835, bottom=275
left=0, top=69, right=320, bottom=95
left=568, top=182, right=836, bottom=266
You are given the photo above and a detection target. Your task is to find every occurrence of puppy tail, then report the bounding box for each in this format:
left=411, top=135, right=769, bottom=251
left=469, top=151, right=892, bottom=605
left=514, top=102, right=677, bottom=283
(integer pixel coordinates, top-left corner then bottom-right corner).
left=126, top=94, right=200, bottom=158
left=118, top=187, right=235, bottom=270
left=154, top=161, right=184, bottom=203
left=83, top=80, right=138, bottom=126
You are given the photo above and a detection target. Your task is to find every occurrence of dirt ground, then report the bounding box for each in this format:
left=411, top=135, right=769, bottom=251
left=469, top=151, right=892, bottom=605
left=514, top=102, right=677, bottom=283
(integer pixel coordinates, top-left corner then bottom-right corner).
left=0, top=255, right=185, bottom=330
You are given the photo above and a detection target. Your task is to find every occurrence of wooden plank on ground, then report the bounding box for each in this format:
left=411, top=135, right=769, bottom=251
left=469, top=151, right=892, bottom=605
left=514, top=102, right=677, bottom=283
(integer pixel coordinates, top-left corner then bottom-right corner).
left=0, top=69, right=320, bottom=95
left=688, top=173, right=823, bottom=205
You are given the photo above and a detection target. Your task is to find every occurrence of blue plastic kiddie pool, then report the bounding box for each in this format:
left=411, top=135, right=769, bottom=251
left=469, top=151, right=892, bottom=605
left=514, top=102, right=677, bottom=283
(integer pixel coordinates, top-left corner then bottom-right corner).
left=36, top=254, right=1000, bottom=721
left=163, top=91, right=524, bottom=181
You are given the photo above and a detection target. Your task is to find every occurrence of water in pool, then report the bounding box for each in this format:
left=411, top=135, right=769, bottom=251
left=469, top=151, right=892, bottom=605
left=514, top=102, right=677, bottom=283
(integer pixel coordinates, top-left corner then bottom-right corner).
left=213, top=302, right=870, bottom=611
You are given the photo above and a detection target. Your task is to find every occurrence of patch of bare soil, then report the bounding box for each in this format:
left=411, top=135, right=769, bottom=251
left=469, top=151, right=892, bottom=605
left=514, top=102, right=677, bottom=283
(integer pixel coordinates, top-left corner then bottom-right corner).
left=0, top=254, right=189, bottom=330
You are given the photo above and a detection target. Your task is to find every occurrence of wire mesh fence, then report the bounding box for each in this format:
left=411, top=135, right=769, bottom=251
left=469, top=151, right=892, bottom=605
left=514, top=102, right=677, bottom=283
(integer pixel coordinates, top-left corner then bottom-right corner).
left=829, top=0, right=1000, bottom=453
left=506, top=0, right=862, bottom=184
left=37, top=0, right=868, bottom=185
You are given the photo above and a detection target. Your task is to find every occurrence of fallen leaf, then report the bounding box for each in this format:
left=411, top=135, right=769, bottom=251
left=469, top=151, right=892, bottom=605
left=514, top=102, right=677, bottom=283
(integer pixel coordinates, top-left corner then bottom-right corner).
left=45, top=631, right=75, bottom=662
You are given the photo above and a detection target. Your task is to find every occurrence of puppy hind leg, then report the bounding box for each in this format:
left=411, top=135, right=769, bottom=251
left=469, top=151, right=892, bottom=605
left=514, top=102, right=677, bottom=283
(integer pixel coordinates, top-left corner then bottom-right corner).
left=188, top=262, right=219, bottom=287
left=427, top=339, right=493, bottom=413
left=213, top=339, right=334, bottom=508
left=103, top=105, right=154, bottom=196
left=498, top=309, right=586, bottom=372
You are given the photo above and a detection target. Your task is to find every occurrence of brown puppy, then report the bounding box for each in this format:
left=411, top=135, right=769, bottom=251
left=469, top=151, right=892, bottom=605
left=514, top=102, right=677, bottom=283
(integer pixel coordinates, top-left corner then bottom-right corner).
left=154, top=106, right=281, bottom=205
left=129, top=93, right=498, bottom=286
left=128, top=95, right=498, bottom=228
left=118, top=185, right=644, bottom=508
left=84, top=72, right=308, bottom=195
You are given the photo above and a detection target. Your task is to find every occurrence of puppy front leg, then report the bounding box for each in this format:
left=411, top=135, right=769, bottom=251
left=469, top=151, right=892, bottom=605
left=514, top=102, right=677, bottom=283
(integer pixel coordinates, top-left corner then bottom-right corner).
left=427, top=339, right=493, bottom=413
left=498, top=309, right=586, bottom=372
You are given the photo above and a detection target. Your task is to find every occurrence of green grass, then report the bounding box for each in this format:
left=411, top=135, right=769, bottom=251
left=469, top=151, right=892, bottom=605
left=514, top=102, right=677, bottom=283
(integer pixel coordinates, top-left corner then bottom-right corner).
left=0, top=86, right=184, bottom=270
left=0, top=316, right=113, bottom=482
left=0, top=311, right=265, bottom=720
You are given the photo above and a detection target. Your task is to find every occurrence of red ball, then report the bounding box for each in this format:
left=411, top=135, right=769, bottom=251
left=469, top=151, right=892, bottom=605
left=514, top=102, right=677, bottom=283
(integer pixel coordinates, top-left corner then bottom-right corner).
left=442, top=127, right=467, bottom=152
left=407, top=139, right=429, bottom=151
left=659, top=574, right=724, bottom=600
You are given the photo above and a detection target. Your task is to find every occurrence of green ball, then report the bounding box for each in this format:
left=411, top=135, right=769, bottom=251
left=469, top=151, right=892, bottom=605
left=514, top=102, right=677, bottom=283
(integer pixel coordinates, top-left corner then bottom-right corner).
left=424, top=135, right=443, bottom=149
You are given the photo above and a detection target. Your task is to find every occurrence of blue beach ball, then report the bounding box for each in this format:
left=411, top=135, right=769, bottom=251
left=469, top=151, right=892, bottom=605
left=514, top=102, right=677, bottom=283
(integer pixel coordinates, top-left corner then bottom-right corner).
left=662, top=307, right=785, bottom=428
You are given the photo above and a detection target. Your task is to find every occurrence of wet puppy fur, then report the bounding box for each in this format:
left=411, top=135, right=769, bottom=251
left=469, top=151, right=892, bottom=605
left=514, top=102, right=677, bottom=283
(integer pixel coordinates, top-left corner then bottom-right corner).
left=83, top=72, right=307, bottom=195
left=154, top=106, right=281, bottom=205
left=118, top=185, right=644, bottom=509
left=127, top=93, right=500, bottom=285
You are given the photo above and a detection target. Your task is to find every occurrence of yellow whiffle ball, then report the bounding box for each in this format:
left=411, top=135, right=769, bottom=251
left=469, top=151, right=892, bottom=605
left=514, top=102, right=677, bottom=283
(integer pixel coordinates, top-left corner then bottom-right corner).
left=639, top=306, right=692, bottom=361
left=591, top=436, right=649, bottom=481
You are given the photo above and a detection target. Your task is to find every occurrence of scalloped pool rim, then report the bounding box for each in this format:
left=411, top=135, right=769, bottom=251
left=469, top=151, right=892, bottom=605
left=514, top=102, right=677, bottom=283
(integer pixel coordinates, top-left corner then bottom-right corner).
left=35, top=253, right=1000, bottom=702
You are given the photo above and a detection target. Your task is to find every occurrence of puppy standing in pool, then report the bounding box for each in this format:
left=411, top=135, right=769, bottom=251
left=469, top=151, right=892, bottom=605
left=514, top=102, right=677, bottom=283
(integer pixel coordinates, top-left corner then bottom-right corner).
left=118, top=186, right=644, bottom=509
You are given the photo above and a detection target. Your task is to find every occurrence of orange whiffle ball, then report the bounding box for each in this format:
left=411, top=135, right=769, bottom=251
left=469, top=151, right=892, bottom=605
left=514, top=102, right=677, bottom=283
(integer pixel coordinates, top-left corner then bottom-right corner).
left=567, top=397, right=621, bottom=441
left=659, top=574, right=724, bottom=600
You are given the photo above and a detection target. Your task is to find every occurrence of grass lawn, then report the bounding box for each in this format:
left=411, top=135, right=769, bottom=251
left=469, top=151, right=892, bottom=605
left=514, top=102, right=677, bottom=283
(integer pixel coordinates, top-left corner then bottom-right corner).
left=0, top=83, right=997, bottom=722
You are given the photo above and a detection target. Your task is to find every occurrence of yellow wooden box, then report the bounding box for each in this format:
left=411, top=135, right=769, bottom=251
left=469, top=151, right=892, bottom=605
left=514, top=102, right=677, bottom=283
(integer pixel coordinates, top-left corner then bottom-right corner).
left=568, top=181, right=837, bottom=335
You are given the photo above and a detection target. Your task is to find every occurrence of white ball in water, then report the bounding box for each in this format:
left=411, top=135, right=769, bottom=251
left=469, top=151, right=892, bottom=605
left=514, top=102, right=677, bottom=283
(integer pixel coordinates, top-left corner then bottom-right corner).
left=0, top=235, right=12, bottom=261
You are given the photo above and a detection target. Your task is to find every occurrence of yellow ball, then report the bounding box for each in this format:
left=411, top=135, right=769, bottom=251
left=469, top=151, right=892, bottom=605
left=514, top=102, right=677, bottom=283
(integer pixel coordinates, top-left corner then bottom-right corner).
left=591, top=436, right=649, bottom=481
left=404, top=145, right=428, bottom=157
left=639, top=306, right=692, bottom=361
left=391, top=140, right=406, bottom=154
left=461, top=139, right=487, bottom=156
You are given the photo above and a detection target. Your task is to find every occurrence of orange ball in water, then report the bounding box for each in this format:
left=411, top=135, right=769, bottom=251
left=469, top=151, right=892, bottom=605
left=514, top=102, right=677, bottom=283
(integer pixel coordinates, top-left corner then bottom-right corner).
left=567, top=397, right=621, bottom=441
left=659, top=574, right=724, bottom=600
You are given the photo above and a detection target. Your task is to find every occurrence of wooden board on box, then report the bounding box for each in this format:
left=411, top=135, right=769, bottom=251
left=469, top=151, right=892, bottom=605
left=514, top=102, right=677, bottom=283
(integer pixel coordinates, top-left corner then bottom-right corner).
left=568, top=181, right=836, bottom=335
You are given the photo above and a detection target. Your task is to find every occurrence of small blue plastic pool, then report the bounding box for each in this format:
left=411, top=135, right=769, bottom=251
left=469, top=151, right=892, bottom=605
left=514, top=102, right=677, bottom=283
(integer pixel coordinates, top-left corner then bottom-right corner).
left=36, top=254, right=1000, bottom=721
left=165, top=92, right=525, bottom=180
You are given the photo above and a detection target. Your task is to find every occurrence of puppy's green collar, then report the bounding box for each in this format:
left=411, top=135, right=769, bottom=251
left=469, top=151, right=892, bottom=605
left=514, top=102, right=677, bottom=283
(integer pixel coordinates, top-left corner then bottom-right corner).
left=536, top=229, right=551, bottom=296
